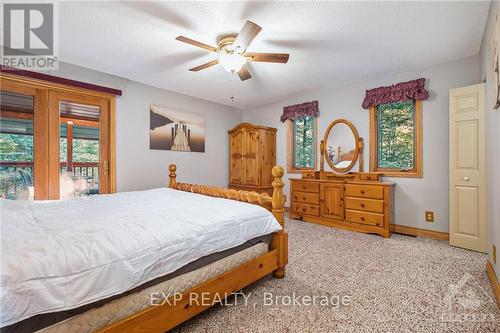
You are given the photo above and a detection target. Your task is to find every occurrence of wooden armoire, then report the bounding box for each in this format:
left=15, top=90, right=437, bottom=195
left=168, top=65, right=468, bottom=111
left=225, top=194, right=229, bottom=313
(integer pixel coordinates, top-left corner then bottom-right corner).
left=228, top=123, right=276, bottom=195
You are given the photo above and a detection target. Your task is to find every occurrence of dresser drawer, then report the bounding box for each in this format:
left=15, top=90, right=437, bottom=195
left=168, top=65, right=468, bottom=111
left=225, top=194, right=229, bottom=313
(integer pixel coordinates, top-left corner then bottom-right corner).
left=291, top=181, right=320, bottom=193
left=345, top=184, right=384, bottom=199
left=291, top=202, right=320, bottom=216
left=345, top=210, right=384, bottom=227
left=291, top=191, right=319, bottom=204
left=345, top=197, right=384, bottom=213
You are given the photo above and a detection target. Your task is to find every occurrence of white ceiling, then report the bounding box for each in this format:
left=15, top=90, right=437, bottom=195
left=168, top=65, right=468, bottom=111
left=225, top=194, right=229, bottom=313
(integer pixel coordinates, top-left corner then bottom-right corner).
left=59, top=1, right=490, bottom=109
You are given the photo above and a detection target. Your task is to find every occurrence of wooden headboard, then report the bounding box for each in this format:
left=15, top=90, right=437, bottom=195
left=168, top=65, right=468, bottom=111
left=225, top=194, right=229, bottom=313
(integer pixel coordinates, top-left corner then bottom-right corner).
left=340, top=149, right=356, bottom=162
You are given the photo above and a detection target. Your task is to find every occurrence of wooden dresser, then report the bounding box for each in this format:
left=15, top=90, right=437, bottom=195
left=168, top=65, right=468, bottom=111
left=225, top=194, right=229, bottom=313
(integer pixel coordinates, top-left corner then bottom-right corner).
left=289, top=173, right=394, bottom=237
left=228, top=123, right=276, bottom=195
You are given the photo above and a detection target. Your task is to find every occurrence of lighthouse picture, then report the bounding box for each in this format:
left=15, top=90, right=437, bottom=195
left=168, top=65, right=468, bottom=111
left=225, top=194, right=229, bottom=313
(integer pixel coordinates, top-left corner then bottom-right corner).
left=149, top=105, right=206, bottom=152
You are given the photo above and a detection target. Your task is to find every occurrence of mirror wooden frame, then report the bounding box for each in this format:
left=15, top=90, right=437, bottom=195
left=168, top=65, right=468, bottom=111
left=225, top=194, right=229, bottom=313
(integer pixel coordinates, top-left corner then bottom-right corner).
left=322, top=119, right=360, bottom=173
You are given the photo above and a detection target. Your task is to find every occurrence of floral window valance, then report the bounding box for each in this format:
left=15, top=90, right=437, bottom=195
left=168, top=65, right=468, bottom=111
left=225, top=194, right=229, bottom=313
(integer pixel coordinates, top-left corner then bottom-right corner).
left=361, top=78, right=429, bottom=109
left=280, top=100, right=319, bottom=122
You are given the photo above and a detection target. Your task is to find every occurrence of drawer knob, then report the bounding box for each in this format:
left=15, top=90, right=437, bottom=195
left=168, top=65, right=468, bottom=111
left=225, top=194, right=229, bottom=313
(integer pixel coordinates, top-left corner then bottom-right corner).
left=361, top=217, right=365, bottom=221
left=302, top=208, right=306, bottom=212
left=360, top=190, right=365, bottom=194
left=360, top=203, right=366, bottom=208
left=302, top=197, right=306, bottom=200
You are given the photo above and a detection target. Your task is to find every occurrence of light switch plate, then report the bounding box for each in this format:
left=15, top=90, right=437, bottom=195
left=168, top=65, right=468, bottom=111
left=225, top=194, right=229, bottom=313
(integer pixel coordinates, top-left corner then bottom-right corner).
left=425, top=211, right=434, bottom=222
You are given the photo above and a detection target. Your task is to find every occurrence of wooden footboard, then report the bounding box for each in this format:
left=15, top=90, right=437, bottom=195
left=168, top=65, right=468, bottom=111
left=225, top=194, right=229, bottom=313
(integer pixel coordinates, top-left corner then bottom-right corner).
left=96, top=164, right=287, bottom=333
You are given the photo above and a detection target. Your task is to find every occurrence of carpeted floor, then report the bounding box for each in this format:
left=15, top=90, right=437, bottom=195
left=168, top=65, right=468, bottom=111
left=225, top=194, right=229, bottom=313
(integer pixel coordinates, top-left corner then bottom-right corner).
left=173, top=217, right=499, bottom=332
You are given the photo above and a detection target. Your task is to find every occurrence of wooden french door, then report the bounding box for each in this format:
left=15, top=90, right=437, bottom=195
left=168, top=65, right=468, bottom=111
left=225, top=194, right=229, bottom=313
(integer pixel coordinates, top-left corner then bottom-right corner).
left=48, top=91, right=113, bottom=198
left=0, top=74, right=115, bottom=200
left=449, top=83, right=487, bottom=253
left=0, top=79, right=49, bottom=200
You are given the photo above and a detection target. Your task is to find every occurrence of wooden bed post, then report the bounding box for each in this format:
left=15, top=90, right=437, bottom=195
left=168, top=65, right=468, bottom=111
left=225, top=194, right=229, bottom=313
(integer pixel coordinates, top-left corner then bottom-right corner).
left=271, top=165, right=288, bottom=279
left=169, top=164, right=177, bottom=188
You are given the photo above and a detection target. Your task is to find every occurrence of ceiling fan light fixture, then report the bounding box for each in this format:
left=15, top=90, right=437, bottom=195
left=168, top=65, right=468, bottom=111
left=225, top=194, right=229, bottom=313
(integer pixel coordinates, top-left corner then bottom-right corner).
left=219, top=52, right=246, bottom=73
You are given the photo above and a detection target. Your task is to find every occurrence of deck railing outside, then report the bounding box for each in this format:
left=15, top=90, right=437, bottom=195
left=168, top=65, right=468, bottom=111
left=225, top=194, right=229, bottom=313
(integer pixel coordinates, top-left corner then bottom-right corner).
left=0, top=161, right=99, bottom=199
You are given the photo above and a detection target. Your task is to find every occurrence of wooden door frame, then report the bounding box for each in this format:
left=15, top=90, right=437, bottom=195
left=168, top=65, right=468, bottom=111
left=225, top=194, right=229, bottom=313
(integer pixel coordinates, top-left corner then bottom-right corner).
left=0, top=79, right=49, bottom=199
left=0, top=73, right=116, bottom=199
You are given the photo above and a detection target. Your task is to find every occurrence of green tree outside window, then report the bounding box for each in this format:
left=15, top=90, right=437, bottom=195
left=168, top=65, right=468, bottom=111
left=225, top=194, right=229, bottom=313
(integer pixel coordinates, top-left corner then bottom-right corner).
left=293, top=116, right=315, bottom=168
left=377, top=100, right=415, bottom=170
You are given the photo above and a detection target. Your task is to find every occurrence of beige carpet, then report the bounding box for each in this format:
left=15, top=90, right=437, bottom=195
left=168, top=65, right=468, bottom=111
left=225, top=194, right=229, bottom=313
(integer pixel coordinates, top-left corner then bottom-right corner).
left=173, top=217, right=499, bottom=332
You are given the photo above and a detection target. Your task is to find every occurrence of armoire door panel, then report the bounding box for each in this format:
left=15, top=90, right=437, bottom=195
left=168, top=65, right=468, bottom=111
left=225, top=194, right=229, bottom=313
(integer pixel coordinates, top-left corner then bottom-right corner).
left=259, top=130, right=275, bottom=187
left=243, top=129, right=259, bottom=186
left=230, top=130, right=243, bottom=184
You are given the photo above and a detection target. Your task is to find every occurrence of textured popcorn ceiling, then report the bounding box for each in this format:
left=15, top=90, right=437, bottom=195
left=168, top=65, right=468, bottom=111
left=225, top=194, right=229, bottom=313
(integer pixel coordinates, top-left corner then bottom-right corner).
left=58, top=1, right=489, bottom=109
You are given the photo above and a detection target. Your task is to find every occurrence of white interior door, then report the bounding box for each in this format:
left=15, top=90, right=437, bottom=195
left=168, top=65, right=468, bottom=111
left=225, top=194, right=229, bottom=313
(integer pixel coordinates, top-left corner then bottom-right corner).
left=449, top=83, right=487, bottom=253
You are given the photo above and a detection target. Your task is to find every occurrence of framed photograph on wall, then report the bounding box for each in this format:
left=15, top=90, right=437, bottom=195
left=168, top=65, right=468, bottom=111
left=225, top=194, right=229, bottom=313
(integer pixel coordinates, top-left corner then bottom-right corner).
left=150, top=105, right=206, bottom=152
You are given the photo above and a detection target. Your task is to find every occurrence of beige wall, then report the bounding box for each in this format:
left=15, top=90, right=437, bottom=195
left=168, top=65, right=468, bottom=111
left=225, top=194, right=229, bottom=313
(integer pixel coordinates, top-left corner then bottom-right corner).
left=479, top=1, right=500, bottom=278
left=242, top=56, right=480, bottom=233
left=46, top=62, right=242, bottom=192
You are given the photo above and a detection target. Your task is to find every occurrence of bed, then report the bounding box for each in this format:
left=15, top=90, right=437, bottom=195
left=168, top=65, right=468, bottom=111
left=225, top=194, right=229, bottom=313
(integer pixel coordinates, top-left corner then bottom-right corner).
left=1, top=164, right=287, bottom=333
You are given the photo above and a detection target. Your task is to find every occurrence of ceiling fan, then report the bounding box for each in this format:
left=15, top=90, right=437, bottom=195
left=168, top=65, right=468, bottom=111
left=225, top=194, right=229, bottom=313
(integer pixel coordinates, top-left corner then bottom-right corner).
left=175, top=20, right=289, bottom=81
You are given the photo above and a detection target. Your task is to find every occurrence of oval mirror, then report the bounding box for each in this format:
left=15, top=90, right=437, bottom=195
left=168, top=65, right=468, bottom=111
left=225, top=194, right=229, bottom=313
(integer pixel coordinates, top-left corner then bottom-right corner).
left=324, top=119, right=359, bottom=173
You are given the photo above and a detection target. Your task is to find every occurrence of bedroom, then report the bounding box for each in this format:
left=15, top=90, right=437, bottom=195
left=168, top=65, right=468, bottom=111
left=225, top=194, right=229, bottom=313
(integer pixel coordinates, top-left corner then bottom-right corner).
left=0, top=1, right=499, bottom=332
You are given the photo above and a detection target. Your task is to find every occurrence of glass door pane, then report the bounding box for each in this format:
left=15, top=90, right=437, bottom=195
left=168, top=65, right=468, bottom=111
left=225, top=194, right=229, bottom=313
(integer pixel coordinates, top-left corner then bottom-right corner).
left=59, top=101, right=101, bottom=198
left=0, top=91, right=35, bottom=200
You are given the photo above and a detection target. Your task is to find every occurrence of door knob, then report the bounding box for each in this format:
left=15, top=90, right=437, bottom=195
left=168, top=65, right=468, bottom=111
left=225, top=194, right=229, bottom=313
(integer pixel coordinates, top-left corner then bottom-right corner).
left=463, top=177, right=470, bottom=181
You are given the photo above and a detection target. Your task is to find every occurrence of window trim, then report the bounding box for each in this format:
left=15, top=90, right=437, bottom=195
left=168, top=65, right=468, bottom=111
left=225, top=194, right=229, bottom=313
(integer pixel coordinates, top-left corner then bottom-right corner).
left=369, top=100, right=422, bottom=178
left=286, top=117, right=318, bottom=174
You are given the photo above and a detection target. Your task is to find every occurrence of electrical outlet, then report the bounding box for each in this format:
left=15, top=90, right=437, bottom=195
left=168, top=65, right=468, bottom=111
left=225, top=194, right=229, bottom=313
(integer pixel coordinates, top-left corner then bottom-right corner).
left=425, top=211, right=434, bottom=222
left=493, top=245, right=497, bottom=264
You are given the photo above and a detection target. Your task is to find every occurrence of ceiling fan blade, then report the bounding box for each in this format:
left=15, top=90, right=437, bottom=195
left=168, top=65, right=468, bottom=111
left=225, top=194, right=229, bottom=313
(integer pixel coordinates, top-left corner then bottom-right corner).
left=232, top=21, right=262, bottom=53
left=189, top=59, right=219, bottom=71
left=244, top=52, right=289, bottom=63
left=237, top=64, right=251, bottom=81
left=175, top=36, right=218, bottom=53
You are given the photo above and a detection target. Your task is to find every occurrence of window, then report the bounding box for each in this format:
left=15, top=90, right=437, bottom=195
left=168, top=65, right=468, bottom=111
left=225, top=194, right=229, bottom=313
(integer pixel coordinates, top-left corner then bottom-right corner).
left=369, top=100, right=422, bottom=177
left=287, top=116, right=317, bottom=173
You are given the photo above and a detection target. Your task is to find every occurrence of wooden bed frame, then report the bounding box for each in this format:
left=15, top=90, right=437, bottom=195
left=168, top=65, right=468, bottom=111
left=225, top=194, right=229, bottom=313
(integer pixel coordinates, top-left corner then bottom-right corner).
left=96, top=164, right=288, bottom=333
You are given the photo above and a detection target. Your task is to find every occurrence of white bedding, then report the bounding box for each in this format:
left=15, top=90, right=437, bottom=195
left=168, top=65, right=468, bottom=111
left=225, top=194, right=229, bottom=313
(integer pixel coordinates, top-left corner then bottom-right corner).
left=0, top=188, right=281, bottom=327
